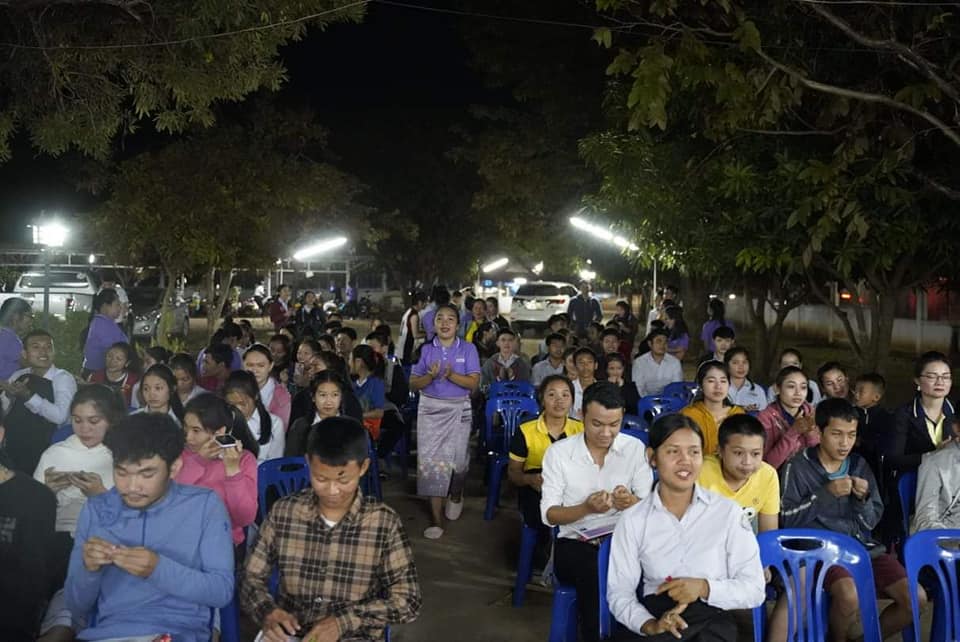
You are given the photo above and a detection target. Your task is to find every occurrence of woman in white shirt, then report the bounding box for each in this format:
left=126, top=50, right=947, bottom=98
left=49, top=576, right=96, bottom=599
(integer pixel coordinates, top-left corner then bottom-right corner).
left=223, top=370, right=285, bottom=463
left=132, top=364, right=185, bottom=425
left=170, top=352, right=206, bottom=406
left=607, top=413, right=765, bottom=640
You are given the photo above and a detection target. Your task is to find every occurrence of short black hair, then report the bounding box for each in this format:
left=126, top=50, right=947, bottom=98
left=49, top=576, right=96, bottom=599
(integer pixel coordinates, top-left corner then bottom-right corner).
left=582, top=381, right=624, bottom=413
left=816, top=361, right=847, bottom=384
left=855, top=372, right=886, bottom=393
left=324, top=321, right=343, bottom=333
left=718, top=414, right=766, bottom=448
left=914, top=351, right=951, bottom=378
left=336, top=327, right=357, bottom=341
left=712, top=325, right=735, bottom=340
left=538, top=374, right=575, bottom=404
left=206, top=342, right=234, bottom=367
left=647, top=328, right=669, bottom=342
left=220, top=321, right=243, bottom=340
left=169, top=352, right=197, bottom=379
left=309, top=369, right=347, bottom=397
left=601, top=328, right=621, bottom=340
left=306, top=416, right=369, bottom=467
left=497, top=328, right=516, bottom=339
left=104, top=413, right=184, bottom=467
left=814, top=397, right=859, bottom=430
left=588, top=321, right=604, bottom=333
left=573, top=347, right=597, bottom=363
left=545, top=332, right=565, bottom=348
left=23, top=329, right=54, bottom=343
left=649, top=413, right=703, bottom=450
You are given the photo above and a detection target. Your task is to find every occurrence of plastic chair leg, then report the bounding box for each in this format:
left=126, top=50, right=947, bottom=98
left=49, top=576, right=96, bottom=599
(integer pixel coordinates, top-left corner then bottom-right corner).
left=513, top=523, right=539, bottom=607
left=483, top=457, right=502, bottom=520
left=548, top=585, right=578, bottom=642
left=219, top=594, right=240, bottom=642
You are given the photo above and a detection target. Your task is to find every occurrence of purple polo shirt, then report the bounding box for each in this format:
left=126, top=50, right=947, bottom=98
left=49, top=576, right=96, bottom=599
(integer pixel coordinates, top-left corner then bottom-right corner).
left=0, top=327, right=23, bottom=380
left=421, top=305, right=438, bottom=342
left=412, top=337, right=481, bottom=399
left=82, top=314, right=129, bottom=371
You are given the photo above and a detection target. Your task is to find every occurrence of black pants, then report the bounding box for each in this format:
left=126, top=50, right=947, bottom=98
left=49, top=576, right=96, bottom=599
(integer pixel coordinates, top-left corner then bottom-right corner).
left=554, top=537, right=603, bottom=642
left=376, top=411, right=409, bottom=460
left=610, top=593, right=738, bottom=642
left=518, top=485, right=552, bottom=570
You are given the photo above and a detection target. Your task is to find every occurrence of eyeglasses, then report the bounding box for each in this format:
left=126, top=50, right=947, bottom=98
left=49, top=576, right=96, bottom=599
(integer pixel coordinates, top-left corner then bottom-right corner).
left=920, top=373, right=952, bottom=383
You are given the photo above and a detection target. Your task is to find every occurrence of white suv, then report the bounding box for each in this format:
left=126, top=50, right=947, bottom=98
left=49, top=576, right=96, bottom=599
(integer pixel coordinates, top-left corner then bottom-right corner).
left=510, top=281, right=580, bottom=336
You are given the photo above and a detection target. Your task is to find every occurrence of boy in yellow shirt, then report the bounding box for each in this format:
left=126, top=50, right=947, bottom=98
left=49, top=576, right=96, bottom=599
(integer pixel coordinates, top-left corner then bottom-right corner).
left=698, top=414, right=779, bottom=534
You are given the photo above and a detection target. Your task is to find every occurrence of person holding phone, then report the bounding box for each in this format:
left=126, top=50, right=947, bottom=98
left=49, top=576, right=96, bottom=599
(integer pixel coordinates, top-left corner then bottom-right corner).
left=756, top=366, right=819, bottom=469
left=176, top=393, right=259, bottom=550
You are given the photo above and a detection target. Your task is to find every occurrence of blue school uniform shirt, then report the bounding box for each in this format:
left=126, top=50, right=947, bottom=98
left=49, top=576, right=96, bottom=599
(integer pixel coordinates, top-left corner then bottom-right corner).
left=353, top=376, right=386, bottom=412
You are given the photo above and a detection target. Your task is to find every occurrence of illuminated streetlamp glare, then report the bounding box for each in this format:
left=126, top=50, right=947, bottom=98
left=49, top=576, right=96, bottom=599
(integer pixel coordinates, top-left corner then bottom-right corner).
left=292, top=236, right=348, bottom=261
left=482, top=257, right=509, bottom=273
left=569, top=216, right=639, bottom=251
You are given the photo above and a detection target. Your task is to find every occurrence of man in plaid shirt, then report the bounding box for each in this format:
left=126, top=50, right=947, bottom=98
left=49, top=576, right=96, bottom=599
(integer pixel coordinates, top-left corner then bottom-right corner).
left=242, top=417, right=421, bottom=642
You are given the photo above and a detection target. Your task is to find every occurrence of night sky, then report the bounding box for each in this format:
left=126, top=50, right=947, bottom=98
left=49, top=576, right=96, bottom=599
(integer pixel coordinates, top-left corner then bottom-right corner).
left=0, top=1, right=500, bottom=245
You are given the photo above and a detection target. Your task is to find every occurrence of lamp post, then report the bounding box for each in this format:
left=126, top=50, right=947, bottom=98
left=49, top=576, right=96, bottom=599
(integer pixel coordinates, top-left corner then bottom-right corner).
left=31, top=221, right=69, bottom=329
left=568, top=213, right=657, bottom=306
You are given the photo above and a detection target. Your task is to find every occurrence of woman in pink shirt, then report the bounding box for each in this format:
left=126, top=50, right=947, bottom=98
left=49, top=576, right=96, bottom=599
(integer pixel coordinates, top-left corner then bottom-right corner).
left=243, top=344, right=291, bottom=431
left=176, top=393, right=259, bottom=552
left=756, top=365, right=819, bottom=469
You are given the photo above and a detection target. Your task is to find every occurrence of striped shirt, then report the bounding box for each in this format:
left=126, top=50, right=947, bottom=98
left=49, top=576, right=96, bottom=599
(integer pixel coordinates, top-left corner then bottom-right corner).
left=241, top=489, right=421, bottom=641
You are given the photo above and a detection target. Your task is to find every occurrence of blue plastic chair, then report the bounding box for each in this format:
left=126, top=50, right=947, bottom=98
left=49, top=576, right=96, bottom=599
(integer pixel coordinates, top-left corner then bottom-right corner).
left=219, top=592, right=241, bottom=642
left=50, top=422, right=73, bottom=444
left=489, top=380, right=537, bottom=399
left=898, top=471, right=918, bottom=535
left=257, top=457, right=311, bottom=522
left=513, top=520, right=540, bottom=607
left=484, top=396, right=540, bottom=520
left=548, top=536, right=612, bottom=641
left=620, top=426, right=649, bottom=446
left=663, top=381, right=698, bottom=407
left=621, top=413, right=644, bottom=431
left=905, top=529, right=960, bottom=642
left=636, top=395, right=679, bottom=429
left=362, top=434, right=383, bottom=501
left=752, top=529, right=884, bottom=642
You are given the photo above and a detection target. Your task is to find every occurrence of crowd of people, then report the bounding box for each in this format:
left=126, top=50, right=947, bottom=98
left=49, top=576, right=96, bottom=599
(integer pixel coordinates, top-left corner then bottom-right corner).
left=0, top=279, right=957, bottom=642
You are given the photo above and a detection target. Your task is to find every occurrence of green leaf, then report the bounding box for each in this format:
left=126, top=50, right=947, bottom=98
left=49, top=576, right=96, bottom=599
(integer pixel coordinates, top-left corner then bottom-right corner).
left=593, top=27, right=613, bottom=49
left=736, top=20, right=761, bottom=53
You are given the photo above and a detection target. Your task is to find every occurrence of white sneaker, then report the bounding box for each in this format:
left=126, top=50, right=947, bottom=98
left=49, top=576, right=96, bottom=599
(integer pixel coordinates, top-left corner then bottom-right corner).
left=444, top=498, right=463, bottom=521
left=423, top=526, right=444, bottom=539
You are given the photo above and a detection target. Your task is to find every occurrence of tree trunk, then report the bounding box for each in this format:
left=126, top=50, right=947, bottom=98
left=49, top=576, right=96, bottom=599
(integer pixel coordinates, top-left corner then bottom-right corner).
left=204, top=267, right=235, bottom=339
left=744, top=283, right=797, bottom=380
left=155, top=267, right=177, bottom=348
left=865, top=289, right=899, bottom=373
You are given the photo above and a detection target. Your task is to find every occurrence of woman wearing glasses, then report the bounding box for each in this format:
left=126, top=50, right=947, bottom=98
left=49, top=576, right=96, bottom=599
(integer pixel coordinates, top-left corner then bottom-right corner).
left=884, top=351, right=956, bottom=474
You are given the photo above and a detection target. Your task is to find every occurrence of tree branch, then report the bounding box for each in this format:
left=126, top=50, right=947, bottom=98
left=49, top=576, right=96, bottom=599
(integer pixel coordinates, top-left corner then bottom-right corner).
left=799, top=1, right=960, bottom=105
left=754, top=48, right=960, bottom=149
left=911, top=169, right=960, bottom=201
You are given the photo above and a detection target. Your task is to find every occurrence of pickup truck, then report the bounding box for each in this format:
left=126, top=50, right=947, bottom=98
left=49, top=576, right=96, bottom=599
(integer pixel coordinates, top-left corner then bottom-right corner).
left=0, top=270, right=99, bottom=318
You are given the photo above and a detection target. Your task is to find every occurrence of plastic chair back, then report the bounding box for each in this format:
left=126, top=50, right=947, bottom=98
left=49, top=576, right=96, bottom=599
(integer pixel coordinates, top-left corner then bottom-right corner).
left=898, top=471, right=918, bottom=535
left=752, top=529, right=884, bottom=642
left=636, top=395, right=679, bottom=427
left=50, top=422, right=73, bottom=444
left=904, top=529, right=960, bottom=642
left=597, top=536, right=614, bottom=638
left=663, top=381, right=698, bottom=407
left=621, top=414, right=644, bottom=432
left=257, top=457, right=311, bottom=522
left=489, top=380, right=537, bottom=399
left=484, top=396, right=540, bottom=454
left=620, top=427, right=649, bottom=446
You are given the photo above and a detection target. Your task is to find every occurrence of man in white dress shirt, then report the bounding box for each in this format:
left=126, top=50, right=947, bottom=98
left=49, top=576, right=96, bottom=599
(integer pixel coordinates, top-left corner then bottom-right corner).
left=541, top=381, right=653, bottom=642
left=632, top=328, right=684, bottom=398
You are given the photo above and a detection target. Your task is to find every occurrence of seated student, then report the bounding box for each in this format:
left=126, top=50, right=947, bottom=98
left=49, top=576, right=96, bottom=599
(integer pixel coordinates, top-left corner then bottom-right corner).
left=698, top=414, right=779, bottom=534
left=681, top=361, right=746, bottom=456
left=350, top=344, right=387, bottom=440
left=663, top=305, right=690, bottom=361
left=756, top=366, right=819, bottom=469
left=765, top=348, right=822, bottom=405
left=508, top=376, right=583, bottom=572
left=532, top=333, right=566, bottom=386
left=481, top=328, right=531, bottom=388
left=724, top=347, right=768, bottom=413
left=914, top=416, right=960, bottom=532
left=0, top=329, right=78, bottom=474
left=852, top=372, right=888, bottom=479
left=585, top=321, right=605, bottom=357
left=631, top=328, right=683, bottom=398
left=604, top=353, right=639, bottom=415
left=334, top=326, right=357, bottom=360
left=289, top=351, right=363, bottom=428
left=541, top=381, right=654, bottom=642
left=571, top=347, right=599, bottom=419
left=169, top=352, right=206, bottom=407
left=90, top=342, right=139, bottom=408
left=537, top=315, right=568, bottom=357
left=292, top=338, right=324, bottom=391
left=223, top=370, right=285, bottom=463
left=608, top=414, right=765, bottom=641
left=818, top=361, right=852, bottom=402
left=464, top=298, right=486, bottom=343
left=65, top=413, right=235, bottom=641
left=199, top=342, right=234, bottom=393
left=130, top=346, right=172, bottom=409
left=485, top=296, right=511, bottom=332
left=177, top=393, right=259, bottom=549
left=884, top=351, right=955, bottom=474
left=241, top=417, right=422, bottom=642
left=244, top=344, right=292, bottom=432
left=0, top=447, right=58, bottom=642
left=471, top=321, right=498, bottom=362
left=133, top=364, right=186, bottom=426
left=780, top=398, right=925, bottom=642
left=598, top=328, right=623, bottom=375
left=195, top=323, right=244, bottom=373
left=697, top=325, right=735, bottom=367
left=286, top=370, right=354, bottom=457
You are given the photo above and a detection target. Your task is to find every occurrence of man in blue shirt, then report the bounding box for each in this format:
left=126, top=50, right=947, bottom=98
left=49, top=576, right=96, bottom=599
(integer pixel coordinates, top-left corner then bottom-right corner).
left=65, top=413, right=234, bottom=642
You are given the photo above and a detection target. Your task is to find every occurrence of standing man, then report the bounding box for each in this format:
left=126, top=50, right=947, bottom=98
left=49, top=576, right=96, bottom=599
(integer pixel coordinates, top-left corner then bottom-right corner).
left=1, top=330, right=77, bottom=474
left=566, top=281, right=602, bottom=338
left=98, top=273, right=130, bottom=333
left=269, top=284, right=294, bottom=331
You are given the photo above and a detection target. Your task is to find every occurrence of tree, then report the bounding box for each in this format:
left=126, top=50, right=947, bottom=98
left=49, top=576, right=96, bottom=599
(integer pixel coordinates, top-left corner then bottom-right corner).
left=0, top=0, right=365, bottom=160
left=93, top=102, right=363, bottom=337
left=587, top=0, right=960, bottom=370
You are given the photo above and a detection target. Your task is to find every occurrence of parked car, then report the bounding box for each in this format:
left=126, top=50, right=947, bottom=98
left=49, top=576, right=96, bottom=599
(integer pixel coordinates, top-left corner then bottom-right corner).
left=6, top=270, right=99, bottom=318
left=509, top=281, right=580, bottom=336
left=128, top=288, right=191, bottom=342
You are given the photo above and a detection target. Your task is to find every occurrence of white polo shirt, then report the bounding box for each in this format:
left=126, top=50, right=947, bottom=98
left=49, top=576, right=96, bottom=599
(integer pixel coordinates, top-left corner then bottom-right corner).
left=540, top=431, right=653, bottom=540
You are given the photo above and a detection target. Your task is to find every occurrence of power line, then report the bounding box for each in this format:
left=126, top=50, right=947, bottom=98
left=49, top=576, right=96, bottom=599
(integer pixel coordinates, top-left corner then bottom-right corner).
left=370, top=0, right=616, bottom=31
left=0, top=0, right=369, bottom=51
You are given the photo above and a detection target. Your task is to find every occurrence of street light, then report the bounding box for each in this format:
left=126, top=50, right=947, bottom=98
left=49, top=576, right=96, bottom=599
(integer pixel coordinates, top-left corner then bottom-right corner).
left=31, top=220, right=69, bottom=328
left=569, top=213, right=657, bottom=300
left=482, top=257, right=509, bottom=273
left=293, top=236, right=348, bottom=261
